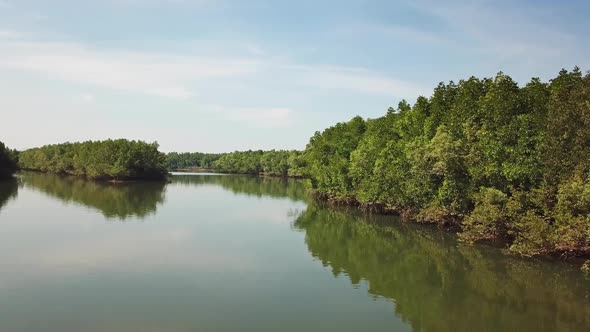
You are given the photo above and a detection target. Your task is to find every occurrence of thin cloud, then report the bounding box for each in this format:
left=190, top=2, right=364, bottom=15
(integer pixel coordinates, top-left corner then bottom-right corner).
left=333, top=23, right=458, bottom=48
left=0, top=30, right=20, bottom=39
left=218, top=106, right=296, bottom=128
left=405, top=0, right=584, bottom=66
left=0, top=39, right=261, bottom=99
left=288, top=64, right=430, bottom=98
left=245, top=44, right=265, bottom=56
left=304, top=69, right=430, bottom=98
left=78, top=93, right=96, bottom=104
left=0, top=31, right=428, bottom=101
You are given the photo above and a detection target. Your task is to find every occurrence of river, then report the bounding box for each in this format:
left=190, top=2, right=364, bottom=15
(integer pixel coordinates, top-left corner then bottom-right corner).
left=0, top=172, right=588, bottom=331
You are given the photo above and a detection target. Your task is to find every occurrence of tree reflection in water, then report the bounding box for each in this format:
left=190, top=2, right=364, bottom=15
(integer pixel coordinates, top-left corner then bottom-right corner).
left=294, top=202, right=590, bottom=332
left=19, top=172, right=166, bottom=220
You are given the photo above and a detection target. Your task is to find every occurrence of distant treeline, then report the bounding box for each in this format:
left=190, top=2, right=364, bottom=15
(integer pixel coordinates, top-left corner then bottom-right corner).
left=165, top=149, right=306, bottom=177
left=213, top=150, right=306, bottom=177
left=165, top=152, right=224, bottom=170
left=0, top=141, right=18, bottom=178
left=301, top=68, right=590, bottom=256
left=18, top=139, right=167, bottom=180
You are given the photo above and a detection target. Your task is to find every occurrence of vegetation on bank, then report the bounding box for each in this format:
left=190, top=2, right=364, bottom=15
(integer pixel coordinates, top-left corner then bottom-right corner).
left=165, top=152, right=224, bottom=170
left=301, top=68, right=590, bottom=256
left=213, top=150, right=306, bottom=177
left=164, top=150, right=307, bottom=178
left=18, top=139, right=168, bottom=180
left=0, top=141, right=18, bottom=178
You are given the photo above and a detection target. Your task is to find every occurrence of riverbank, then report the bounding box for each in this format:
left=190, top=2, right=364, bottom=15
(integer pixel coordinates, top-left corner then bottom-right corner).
left=306, top=191, right=590, bottom=277
left=173, top=167, right=216, bottom=172
left=18, top=169, right=168, bottom=183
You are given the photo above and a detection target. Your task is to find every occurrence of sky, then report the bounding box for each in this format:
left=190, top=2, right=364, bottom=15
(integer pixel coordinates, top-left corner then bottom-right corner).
left=0, top=0, right=589, bottom=153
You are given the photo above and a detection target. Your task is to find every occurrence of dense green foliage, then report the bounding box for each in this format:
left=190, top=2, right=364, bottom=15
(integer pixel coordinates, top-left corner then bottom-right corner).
left=20, top=172, right=166, bottom=219
left=302, top=68, right=590, bottom=256
left=18, top=139, right=167, bottom=180
left=214, top=150, right=306, bottom=177
left=165, top=152, right=224, bottom=170
left=293, top=203, right=590, bottom=332
left=0, top=141, right=18, bottom=178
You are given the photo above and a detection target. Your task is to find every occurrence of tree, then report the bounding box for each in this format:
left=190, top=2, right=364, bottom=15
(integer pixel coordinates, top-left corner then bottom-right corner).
left=0, top=141, right=18, bottom=178
left=18, top=139, right=167, bottom=180
left=301, top=68, right=590, bottom=256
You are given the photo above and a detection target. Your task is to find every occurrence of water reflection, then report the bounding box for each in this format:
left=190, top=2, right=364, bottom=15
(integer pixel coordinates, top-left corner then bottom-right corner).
left=4, top=172, right=590, bottom=332
left=294, top=202, right=590, bottom=332
left=17, top=172, right=306, bottom=220
left=0, top=177, right=18, bottom=212
left=170, top=173, right=307, bottom=201
left=19, top=172, right=166, bottom=220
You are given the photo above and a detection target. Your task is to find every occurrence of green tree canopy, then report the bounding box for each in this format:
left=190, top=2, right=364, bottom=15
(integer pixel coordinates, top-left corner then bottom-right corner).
left=301, top=68, right=590, bottom=256
left=18, top=139, right=167, bottom=180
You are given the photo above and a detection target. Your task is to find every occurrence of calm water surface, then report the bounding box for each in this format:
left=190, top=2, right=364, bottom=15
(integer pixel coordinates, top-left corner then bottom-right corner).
left=0, top=172, right=588, bottom=332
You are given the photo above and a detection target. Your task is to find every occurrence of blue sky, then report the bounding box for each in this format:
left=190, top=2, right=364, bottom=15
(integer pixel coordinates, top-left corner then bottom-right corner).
left=1, top=0, right=589, bottom=152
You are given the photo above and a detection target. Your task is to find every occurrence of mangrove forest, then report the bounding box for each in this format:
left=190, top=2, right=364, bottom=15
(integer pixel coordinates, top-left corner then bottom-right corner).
left=165, top=152, right=224, bottom=170
left=301, top=68, right=590, bottom=257
left=165, top=149, right=306, bottom=177
left=18, top=139, right=168, bottom=180
left=0, top=141, right=18, bottom=178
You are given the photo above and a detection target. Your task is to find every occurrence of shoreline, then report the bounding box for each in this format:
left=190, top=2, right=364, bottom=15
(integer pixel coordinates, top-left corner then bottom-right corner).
left=169, top=170, right=590, bottom=262
left=17, top=169, right=168, bottom=183
left=308, top=191, right=590, bottom=262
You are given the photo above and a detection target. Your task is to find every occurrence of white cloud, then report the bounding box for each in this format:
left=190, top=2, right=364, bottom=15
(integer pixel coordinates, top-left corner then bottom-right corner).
left=333, top=23, right=456, bottom=49
left=286, top=64, right=430, bottom=98
left=0, top=39, right=261, bottom=99
left=0, top=30, right=20, bottom=39
left=0, top=32, right=428, bottom=102
left=0, top=30, right=430, bottom=151
left=405, top=0, right=583, bottom=65
left=78, top=93, right=96, bottom=103
left=217, top=106, right=296, bottom=128
left=245, top=44, right=265, bottom=56
left=304, top=69, right=430, bottom=98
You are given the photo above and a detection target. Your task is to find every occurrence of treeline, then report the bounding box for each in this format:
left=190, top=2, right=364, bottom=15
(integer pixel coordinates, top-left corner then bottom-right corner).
left=18, top=139, right=168, bottom=180
left=0, top=141, right=18, bottom=178
left=302, top=68, right=590, bottom=256
left=213, top=150, right=306, bottom=177
left=166, top=152, right=224, bottom=170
